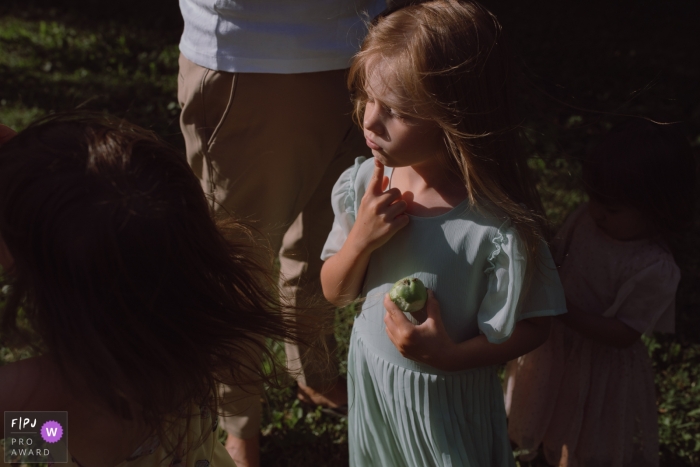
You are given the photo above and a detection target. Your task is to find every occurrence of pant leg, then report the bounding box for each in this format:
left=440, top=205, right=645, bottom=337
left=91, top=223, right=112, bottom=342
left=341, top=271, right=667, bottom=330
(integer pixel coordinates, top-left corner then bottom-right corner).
left=180, top=54, right=360, bottom=251
left=178, top=53, right=369, bottom=433
left=281, top=122, right=369, bottom=390
left=178, top=54, right=264, bottom=438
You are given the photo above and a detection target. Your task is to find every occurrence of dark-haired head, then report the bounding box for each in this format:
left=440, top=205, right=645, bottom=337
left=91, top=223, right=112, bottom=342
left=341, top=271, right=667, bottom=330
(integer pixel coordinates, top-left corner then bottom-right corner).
left=0, top=112, right=320, bottom=446
left=583, top=119, right=697, bottom=239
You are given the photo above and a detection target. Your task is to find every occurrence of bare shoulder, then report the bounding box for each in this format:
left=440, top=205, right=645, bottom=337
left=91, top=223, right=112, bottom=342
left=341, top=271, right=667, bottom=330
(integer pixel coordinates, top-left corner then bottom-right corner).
left=0, top=356, right=71, bottom=417
left=0, top=356, right=150, bottom=466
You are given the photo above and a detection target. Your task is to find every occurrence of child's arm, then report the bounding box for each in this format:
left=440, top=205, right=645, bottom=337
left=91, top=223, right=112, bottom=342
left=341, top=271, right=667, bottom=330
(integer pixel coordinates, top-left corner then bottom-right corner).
left=321, top=160, right=409, bottom=306
left=383, top=290, right=551, bottom=371
left=557, top=300, right=641, bottom=349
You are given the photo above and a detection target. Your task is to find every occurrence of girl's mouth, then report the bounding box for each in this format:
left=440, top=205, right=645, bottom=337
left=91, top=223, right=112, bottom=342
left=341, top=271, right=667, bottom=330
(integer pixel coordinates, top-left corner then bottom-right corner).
left=365, top=138, right=381, bottom=150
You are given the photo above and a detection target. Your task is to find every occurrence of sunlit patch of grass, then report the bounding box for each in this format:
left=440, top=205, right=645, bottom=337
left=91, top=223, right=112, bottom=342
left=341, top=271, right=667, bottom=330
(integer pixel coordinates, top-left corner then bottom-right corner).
left=0, top=12, right=181, bottom=142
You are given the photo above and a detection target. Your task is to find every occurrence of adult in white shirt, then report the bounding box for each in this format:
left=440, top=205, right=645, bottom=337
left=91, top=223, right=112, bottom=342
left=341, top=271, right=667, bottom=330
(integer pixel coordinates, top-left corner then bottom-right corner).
left=177, top=1, right=385, bottom=465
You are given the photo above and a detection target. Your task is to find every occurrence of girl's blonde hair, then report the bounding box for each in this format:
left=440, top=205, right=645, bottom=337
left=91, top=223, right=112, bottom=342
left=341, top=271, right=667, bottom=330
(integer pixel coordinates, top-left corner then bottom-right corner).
left=349, top=0, right=549, bottom=279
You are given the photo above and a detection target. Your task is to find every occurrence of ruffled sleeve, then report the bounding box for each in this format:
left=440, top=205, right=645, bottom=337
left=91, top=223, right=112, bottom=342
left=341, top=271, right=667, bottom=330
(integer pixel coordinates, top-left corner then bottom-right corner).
left=478, top=224, right=567, bottom=344
left=320, top=157, right=367, bottom=261
left=602, top=257, right=680, bottom=335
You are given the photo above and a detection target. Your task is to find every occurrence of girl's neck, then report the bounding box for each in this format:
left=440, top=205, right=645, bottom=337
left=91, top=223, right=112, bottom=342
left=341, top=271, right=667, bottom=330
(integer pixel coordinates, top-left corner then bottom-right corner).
left=391, top=160, right=468, bottom=217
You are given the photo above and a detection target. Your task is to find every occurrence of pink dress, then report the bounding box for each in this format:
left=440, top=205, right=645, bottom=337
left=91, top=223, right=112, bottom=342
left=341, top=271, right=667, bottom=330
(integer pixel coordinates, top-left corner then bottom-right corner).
left=505, top=203, right=679, bottom=467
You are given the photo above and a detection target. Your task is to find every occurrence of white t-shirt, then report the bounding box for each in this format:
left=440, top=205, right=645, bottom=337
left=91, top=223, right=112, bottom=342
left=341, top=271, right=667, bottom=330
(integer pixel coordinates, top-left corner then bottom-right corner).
left=552, top=203, right=679, bottom=335
left=179, top=0, right=386, bottom=73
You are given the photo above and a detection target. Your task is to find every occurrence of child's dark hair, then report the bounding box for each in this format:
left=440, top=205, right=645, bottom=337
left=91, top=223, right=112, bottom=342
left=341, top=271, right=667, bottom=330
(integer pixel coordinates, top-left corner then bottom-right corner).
left=0, top=113, right=322, bottom=449
left=583, top=119, right=697, bottom=236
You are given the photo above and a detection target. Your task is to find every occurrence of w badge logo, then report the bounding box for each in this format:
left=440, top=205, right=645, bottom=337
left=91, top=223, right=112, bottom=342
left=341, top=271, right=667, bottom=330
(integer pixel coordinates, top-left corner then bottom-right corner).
left=41, top=420, right=64, bottom=443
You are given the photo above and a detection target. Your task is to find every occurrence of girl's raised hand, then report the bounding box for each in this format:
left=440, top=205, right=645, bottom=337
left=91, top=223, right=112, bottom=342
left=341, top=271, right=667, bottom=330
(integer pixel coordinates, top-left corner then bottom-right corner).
left=347, top=159, right=409, bottom=253
left=383, top=289, right=457, bottom=371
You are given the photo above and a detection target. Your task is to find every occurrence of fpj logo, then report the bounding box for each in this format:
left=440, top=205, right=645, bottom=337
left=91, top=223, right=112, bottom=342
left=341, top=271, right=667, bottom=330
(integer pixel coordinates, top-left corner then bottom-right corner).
left=4, top=411, right=68, bottom=463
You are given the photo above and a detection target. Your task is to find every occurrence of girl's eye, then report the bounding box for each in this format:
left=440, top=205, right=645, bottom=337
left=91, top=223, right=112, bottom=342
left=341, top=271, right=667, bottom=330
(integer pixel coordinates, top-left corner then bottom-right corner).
left=383, top=105, right=404, bottom=119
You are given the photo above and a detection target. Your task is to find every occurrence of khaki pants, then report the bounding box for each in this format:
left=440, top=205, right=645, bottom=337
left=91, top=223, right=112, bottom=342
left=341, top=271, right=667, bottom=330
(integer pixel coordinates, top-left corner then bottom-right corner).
left=178, top=54, right=370, bottom=438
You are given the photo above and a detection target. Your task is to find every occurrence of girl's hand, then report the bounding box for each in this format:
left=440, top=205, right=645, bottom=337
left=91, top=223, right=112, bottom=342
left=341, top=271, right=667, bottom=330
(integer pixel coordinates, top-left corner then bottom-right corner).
left=384, top=289, right=457, bottom=370
left=321, top=160, right=408, bottom=307
left=348, top=159, right=409, bottom=253
left=386, top=290, right=553, bottom=371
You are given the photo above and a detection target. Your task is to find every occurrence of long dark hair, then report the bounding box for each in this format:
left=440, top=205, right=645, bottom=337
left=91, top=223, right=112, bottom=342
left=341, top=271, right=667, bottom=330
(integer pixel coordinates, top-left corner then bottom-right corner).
left=0, top=113, right=323, bottom=450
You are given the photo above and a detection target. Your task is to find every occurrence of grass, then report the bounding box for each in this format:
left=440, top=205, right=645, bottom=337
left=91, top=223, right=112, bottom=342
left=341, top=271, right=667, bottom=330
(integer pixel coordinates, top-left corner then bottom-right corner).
left=0, top=0, right=699, bottom=465
left=0, top=1, right=183, bottom=145
left=257, top=307, right=356, bottom=466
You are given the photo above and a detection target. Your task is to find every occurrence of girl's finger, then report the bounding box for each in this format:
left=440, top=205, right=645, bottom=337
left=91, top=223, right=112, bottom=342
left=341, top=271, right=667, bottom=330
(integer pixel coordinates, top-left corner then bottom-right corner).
left=385, top=199, right=408, bottom=218
left=384, top=293, right=411, bottom=327
left=382, top=175, right=390, bottom=192
left=389, top=213, right=410, bottom=233
left=424, top=289, right=442, bottom=322
left=384, top=293, right=401, bottom=319
left=369, top=159, right=385, bottom=196
left=377, top=187, right=404, bottom=206
left=384, top=311, right=395, bottom=337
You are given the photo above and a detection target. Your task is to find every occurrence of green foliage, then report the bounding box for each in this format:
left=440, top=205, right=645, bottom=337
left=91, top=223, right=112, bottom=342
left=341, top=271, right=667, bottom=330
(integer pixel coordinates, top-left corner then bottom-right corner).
left=256, top=306, right=357, bottom=464
left=647, top=335, right=700, bottom=465
left=0, top=3, right=182, bottom=145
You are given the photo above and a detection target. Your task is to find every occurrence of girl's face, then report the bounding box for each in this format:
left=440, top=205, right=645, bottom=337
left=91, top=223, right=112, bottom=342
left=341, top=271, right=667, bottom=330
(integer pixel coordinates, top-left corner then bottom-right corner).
left=362, top=64, right=444, bottom=168
left=588, top=198, right=656, bottom=241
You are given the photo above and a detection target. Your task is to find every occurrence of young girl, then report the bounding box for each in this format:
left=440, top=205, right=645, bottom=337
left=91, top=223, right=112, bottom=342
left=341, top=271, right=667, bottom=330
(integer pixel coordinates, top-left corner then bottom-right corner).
left=0, top=114, right=320, bottom=466
left=505, top=119, right=697, bottom=467
left=319, top=1, right=567, bottom=465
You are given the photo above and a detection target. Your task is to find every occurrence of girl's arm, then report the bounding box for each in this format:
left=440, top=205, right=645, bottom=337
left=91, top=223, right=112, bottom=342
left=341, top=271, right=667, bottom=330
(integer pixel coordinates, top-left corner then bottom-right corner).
left=321, top=232, right=374, bottom=307
left=557, top=300, right=641, bottom=349
left=321, top=160, right=409, bottom=306
left=383, top=291, right=551, bottom=372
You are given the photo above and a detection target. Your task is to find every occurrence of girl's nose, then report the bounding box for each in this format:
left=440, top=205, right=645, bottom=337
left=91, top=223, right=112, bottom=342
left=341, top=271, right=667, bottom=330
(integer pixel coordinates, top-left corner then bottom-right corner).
left=363, top=102, right=384, bottom=136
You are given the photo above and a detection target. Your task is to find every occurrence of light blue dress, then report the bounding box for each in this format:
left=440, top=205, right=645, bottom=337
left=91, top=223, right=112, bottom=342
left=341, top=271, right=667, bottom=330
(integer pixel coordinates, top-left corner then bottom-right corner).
left=321, top=157, right=567, bottom=467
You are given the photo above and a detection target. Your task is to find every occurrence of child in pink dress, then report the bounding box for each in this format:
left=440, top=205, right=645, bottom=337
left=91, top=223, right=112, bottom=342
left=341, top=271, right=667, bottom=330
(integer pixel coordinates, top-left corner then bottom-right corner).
left=505, top=119, right=696, bottom=467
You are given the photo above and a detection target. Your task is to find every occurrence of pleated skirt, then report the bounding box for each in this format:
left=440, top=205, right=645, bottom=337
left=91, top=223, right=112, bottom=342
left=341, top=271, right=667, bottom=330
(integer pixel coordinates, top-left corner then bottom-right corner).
left=505, top=320, right=659, bottom=467
left=347, top=329, right=515, bottom=467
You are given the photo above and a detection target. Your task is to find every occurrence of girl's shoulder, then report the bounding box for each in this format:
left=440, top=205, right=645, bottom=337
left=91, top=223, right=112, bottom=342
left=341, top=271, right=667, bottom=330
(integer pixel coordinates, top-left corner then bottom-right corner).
left=466, top=199, right=529, bottom=239
left=562, top=203, right=678, bottom=279
left=625, top=238, right=680, bottom=283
